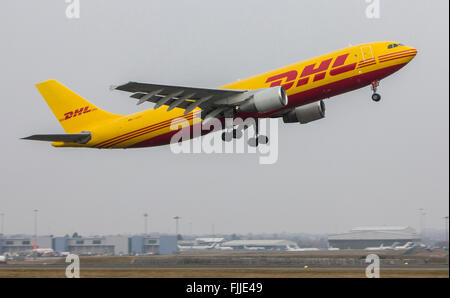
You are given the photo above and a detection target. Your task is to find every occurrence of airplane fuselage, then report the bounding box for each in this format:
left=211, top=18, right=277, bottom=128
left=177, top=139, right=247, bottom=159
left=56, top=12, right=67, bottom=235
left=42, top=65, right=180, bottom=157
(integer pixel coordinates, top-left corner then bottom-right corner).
left=49, top=41, right=417, bottom=148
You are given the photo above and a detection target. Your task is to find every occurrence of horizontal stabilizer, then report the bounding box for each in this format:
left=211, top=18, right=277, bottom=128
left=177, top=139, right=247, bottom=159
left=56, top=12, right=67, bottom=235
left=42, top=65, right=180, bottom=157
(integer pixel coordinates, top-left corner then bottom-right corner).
left=22, top=132, right=91, bottom=144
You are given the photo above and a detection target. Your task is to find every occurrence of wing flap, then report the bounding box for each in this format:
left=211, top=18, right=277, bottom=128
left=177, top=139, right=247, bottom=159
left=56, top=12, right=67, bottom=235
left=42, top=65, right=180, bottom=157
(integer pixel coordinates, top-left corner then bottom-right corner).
left=114, top=82, right=246, bottom=115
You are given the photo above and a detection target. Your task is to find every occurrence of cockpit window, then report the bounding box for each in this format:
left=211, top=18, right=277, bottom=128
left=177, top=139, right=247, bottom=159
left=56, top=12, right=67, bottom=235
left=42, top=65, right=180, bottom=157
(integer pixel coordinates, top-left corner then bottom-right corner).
left=388, top=43, right=405, bottom=49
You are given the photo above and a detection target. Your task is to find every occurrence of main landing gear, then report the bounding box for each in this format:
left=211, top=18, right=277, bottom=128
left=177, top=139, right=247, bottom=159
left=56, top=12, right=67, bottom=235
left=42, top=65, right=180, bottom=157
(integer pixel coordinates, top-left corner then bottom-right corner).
left=221, top=119, right=269, bottom=147
left=371, top=80, right=381, bottom=102
left=248, top=119, right=269, bottom=147
left=221, top=128, right=243, bottom=142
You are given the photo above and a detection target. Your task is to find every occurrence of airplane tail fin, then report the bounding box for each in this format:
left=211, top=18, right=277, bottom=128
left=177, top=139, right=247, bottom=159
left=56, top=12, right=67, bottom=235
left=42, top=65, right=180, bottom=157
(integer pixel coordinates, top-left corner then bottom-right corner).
left=36, top=80, right=122, bottom=133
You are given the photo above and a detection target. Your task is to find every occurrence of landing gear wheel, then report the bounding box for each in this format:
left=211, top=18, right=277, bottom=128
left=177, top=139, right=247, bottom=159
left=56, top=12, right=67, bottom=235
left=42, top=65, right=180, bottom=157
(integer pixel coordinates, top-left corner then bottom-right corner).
left=258, top=135, right=269, bottom=145
left=233, top=129, right=243, bottom=139
left=221, top=132, right=233, bottom=142
left=248, top=119, right=269, bottom=147
left=372, top=93, right=381, bottom=102
left=248, top=136, right=268, bottom=147
left=371, top=81, right=381, bottom=102
left=248, top=137, right=258, bottom=147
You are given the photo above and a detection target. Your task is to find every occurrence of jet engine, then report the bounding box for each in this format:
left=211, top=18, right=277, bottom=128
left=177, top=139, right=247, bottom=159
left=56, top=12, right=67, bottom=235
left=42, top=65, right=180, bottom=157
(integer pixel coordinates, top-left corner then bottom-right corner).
left=239, top=86, right=288, bottom=113
left=283, top=100, right=326, bottom=124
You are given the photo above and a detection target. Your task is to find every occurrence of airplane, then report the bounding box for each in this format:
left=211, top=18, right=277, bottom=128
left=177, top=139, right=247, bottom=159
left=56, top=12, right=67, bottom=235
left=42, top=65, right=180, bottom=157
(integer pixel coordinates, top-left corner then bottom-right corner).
left=0, top=255, right=6, bottom=264
left=23, top=41, right=417, bottom=148
left=393, top=242, right=416, bottom=251
left=365, top=242, right=400, bottom=251
left=288, top=247, right=320, bottom=251
left=178, top=243, right=219, bottom=251
left=32, top=248, right=56, bottom=256
left=217, top=246, right=233, bottom=251
left=30, top=240, right=56, bottom=257
left=245, top=246, right=266, bottom=251
left=178, top=238, right=226, bottom=251
left=365, top=242, right=417, bottom=251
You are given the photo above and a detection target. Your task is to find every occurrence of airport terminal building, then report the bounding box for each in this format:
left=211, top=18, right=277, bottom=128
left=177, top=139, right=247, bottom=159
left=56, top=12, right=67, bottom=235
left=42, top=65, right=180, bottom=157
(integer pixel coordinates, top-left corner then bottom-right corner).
left=1, top=234, right=178, bottom=256
left=328, top=226, right=421, bottom=249
left=0, top=236, right=53, bottom=255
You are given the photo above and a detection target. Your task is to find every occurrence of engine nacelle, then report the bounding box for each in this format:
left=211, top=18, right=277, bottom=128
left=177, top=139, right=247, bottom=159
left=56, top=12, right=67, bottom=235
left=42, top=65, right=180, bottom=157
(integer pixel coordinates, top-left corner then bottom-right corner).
left=239, top=87, right=288, bottom=113
left=283, top=101, right=326, bottom=124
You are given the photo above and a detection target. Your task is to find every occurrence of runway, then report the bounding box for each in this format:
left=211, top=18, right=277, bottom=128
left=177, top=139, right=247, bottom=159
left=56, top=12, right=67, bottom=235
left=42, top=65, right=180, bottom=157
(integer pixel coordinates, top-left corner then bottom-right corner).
left=1, top=251, right=447, bottom=278
left=1, top=264, right=448, bottom=270
left=0, top=266, right=448, bottom=278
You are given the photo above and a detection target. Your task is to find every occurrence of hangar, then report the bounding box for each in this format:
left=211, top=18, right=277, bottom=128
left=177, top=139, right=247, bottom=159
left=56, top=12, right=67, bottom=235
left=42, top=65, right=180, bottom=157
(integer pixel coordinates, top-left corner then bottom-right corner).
left=328, top=226, right=421, bottom=249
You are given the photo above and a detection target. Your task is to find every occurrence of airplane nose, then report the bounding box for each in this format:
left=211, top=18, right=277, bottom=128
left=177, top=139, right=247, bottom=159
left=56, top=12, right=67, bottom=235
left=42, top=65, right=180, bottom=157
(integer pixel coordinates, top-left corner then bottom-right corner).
left=408, top=47, right=418, bottom=61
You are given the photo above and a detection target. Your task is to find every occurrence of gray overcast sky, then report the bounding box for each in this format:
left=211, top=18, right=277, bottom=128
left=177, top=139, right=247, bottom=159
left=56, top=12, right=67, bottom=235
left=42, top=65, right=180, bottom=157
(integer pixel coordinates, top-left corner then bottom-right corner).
left=0, top=0, right=448, bottom=236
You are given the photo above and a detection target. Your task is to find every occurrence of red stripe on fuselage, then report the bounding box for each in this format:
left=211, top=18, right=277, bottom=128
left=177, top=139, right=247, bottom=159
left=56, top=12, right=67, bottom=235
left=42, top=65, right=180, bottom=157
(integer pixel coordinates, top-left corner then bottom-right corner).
left=379, top=51, right=417, bottom=61
left=103, top=114, right=197, bottom=148
left=358, top=62, right=377, bottom=68
left=378, top=49, right=417, bottom=59
left=99, top=114, right=196, bottom=148
left=95, top=112, right=199, bottom=147
left=379, top=53, right=417, bottom=63
left=358, top=60, right=377, bottom=67
left=359, top=58, right=375, bottom=64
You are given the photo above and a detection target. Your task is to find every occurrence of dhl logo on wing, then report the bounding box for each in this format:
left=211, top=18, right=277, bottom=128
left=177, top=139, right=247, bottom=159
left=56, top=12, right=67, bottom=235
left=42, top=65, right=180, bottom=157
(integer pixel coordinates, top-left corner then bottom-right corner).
left=60, top=106, right=96, bottom=122
left=265, top=53, right=357, bottom=90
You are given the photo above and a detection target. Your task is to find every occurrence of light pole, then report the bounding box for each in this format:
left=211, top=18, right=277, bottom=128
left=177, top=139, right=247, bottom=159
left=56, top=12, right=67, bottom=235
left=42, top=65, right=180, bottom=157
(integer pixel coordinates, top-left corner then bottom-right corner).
left=144, top=213, right=149, bottom=235
left=0, top=212, right=4, bottom=236
left=33, top=209, right=38, bottom=259
left=418, top=208, right=426, bottom=237
left=33, top=209, right=38, bottom=241
left=173, top=216, right=181, bottom=236
left=444, top=216, right=449, bottom=247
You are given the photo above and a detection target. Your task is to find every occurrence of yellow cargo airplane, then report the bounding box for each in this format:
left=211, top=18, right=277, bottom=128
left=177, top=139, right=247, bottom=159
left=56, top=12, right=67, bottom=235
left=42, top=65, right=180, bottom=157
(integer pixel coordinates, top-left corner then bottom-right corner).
left=23, top=41, right=417, bottom=148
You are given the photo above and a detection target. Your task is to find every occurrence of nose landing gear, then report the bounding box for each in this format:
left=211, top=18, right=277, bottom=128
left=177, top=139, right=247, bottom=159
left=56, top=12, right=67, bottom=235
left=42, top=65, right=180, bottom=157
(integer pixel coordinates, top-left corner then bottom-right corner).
left=371, top=80, right=381, bottom=102
left=372, top=93, right=381, bottom=102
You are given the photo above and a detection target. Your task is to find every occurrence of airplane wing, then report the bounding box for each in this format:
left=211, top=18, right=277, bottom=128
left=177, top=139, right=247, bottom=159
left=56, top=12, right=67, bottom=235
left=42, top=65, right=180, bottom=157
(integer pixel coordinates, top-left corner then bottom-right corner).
left=113, top=82, right=250, bottom=120
left=22, top=132, right=91, bottom=144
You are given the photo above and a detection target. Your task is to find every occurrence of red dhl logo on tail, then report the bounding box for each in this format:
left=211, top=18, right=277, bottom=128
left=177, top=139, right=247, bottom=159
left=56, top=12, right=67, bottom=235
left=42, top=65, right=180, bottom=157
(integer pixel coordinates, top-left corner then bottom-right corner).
left=59, top=106, right=96, bottom=122
left=265, top=53, right=357, bottom=90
